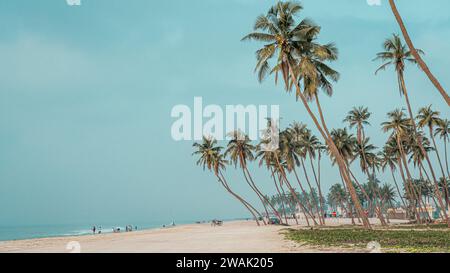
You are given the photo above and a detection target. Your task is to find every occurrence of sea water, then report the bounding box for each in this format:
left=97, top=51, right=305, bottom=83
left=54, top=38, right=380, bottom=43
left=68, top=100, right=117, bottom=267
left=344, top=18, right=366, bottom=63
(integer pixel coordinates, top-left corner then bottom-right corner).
left=0, top=220, right=196, bottom=242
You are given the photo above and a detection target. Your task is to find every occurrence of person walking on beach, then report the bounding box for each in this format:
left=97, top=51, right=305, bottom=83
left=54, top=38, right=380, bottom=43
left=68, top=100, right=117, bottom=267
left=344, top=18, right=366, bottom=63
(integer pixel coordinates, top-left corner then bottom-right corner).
left=92, top=226, right=96, bottom=235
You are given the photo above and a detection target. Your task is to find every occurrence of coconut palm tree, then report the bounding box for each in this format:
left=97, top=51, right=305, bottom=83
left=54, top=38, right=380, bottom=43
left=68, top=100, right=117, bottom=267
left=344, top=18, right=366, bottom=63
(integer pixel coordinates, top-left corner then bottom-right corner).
left=242, top=1, right=370, bottom=228
left=374, top=35, right=446, bottom=217
left=193, top=137, right=261, bottom=225
left=327, top=184, right=349, bottom=217
left=344, top=106, right=371, bottom=146
left=278, top=128, right=318, bottom=225
left=387, top=0, right=450, bottom=105
left=417, top=105, right=446, bottom=180
left=279, top=129, right=317, bottom=223
left=286, top=123, right=324, bottom=224
left=435, top=119, right=450, bottom=178
left=226, top=131, right=278, bottom=224
left=379, top=145, right=407, bottom=208
left=381, top=109, right=423, bottom=221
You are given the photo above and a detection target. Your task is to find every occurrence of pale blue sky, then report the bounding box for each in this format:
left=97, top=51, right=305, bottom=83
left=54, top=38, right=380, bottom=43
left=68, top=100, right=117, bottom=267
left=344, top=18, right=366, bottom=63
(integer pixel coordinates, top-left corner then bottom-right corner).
left=0, top=0, right=449, bottom=226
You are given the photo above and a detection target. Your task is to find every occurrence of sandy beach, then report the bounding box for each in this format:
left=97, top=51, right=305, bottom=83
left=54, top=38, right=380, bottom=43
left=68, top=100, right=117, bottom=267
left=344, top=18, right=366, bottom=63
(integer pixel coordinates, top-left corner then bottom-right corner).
left=0, top=218, right=406, bottom=253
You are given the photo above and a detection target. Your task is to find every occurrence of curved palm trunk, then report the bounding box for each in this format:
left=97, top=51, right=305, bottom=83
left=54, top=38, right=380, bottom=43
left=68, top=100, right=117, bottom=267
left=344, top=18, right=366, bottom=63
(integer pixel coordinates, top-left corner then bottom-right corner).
left=348, top=168, right=387, bottom=226
left=314, top=94, right=371, bottom=229
left=300, top=158, right=322, bottom=225
left=217, top=171, right=261, bottom=226
left=285, top=63, right=370, bottom=228
left=429, top=128, right=450, bottom=208
left=270, top=168, right=288, bottom=224
left=396, top=136, right=427, bottom=223
left=244, top=166, right=282, bottom=222
left=292, top=168, right=317, bottom=222
left=241, top=169, right=268, bottom=225
left=308, top=154, right=326, bottom=225
left=338, top=171, right=356, bottom=225
left=390, top=165, right=407, bottom=208
left=396, top=155, right=420, bottom=221
left=274, top=153, right=317, bottom=226
left=279, top=178, right=292, bottom=225
left=420, top=163, right=445, bottom=221
left=388, top=0, right=450, bottom=106
left=430, top=127, right=447, bottom=179
left=444, top=138, right=450, bottom=178
left=399, top=74, right=450, bottom=226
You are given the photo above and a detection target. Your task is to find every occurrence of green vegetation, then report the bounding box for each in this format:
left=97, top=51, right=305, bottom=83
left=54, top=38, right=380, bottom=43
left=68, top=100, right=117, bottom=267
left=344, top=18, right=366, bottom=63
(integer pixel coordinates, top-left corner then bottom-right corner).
left=285, top=227, right=450, bottom=253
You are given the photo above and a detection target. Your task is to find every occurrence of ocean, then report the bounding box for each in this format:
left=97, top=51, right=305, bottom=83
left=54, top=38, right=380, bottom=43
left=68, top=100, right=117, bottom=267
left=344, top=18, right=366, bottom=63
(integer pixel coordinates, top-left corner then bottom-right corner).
left=0, top=220, right=196, bottom=242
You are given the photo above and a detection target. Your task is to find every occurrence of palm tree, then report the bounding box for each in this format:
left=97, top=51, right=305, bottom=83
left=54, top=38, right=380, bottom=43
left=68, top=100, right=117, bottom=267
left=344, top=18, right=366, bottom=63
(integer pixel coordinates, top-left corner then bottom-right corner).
left=327, top=184, right=349, bottom=217
left=287, top=123, right=324, bottom=224
left=242, top=1, right=371, bottom=228
left=193, top=137, right=261, bottom=225
left=279, top=125, right=318, bottom=223
left=388, top=0, right=450, bottom=105
left=375, top=35, right=449, bottom=226
left=226, top=131, right=277, bottom=224
left=379, top=145, right=407, bottom=208
left=344, top=106, right=371, bottom=146
left=278, top=128, right=318, bottom=225
left=381, top=109, right=423, bottom=221
left=417, top=105, right=446, bottom=180
left=435, top=119, right=450, bottom=178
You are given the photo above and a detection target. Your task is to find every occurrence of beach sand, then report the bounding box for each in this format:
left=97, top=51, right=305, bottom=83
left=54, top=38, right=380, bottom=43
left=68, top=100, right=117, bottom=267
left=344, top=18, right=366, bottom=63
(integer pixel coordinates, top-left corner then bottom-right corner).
left=0, top=218, right=407, bottom=253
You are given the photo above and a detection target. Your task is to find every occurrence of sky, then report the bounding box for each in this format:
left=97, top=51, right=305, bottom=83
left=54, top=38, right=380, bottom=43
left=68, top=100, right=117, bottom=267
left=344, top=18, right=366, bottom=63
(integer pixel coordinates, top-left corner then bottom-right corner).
left=0, top=0, right=449, bottom=226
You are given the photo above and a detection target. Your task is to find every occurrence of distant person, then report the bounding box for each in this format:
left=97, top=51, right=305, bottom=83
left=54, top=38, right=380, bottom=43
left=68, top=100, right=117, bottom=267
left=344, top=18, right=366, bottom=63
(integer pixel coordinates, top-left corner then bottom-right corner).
left=98, top=226, right=102, bottom=234
left=92, top=226, right=96, bottom=234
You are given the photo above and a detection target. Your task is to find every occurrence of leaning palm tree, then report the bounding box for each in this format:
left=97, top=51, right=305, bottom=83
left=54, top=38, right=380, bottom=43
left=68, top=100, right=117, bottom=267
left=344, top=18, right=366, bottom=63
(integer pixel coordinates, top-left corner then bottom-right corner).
left=388, top=0, right=450, bottom=105
left=379, top=145, right=407, bottom=208
left=375, top=35, right=448, bottom=226
left=417, top=105, right=446, bottom=180
left=242, top=1, right=370, bottom=228
left=193, top=137, right=261, bottom=225
left=435, top=119, right=450, bottom=178
left=279, top=128, right=318, bottom=224
left=225, top=131, right=278, bottom=224
left=381, top=109, right=423, bottom=221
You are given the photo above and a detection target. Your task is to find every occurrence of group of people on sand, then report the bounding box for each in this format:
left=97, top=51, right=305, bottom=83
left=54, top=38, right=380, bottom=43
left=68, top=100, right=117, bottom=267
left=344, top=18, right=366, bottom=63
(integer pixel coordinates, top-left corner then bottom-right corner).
left=92, top=225, right=138, bottom=234
left=92, top=226, right=102, bottom=234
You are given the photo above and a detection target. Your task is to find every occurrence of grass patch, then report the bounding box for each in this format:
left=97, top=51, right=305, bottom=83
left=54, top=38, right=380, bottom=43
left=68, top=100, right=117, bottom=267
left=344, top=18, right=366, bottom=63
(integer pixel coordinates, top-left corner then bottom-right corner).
left=284, top=227, right=450, bottom=253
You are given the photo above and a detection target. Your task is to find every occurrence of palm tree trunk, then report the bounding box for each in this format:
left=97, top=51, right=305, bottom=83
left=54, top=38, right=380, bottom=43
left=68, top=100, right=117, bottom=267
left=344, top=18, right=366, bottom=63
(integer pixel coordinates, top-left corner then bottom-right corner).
left=338, top=170, right=356, bottom=225
left=278, top=179, right=292, bottom=225
left=285, top=63, right=370, bottom=228
left=430, top=128, right=450, bottom=208
left=348, top=169, right=387, bottom=226
left=399, top=73, right=450, bottom=226
left=300, top=158, right=322, bottom=225
left=444, top=138, right=450, bottom=178
left=313, top=94, right=371, bottom=228
left=217, top=171, right=261, bottom=226
left=268, top=167, right=286, bottom=224
left=244, top=166, right=282, bottom=222
left=390, top=165, right=407, bottom=208
left=274, top=153, right=317, bottom=226
left=430, top=127, right=447, bottom=179
left=388, top=0, right=450, bottom=106
left=396, top=136, right=425, bottom=222
left=292, top=168, right=316, bottom=222
left=308, top=154, right=326, bottom=225
left=241, top=168, right=268, bottom=225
